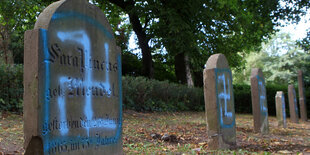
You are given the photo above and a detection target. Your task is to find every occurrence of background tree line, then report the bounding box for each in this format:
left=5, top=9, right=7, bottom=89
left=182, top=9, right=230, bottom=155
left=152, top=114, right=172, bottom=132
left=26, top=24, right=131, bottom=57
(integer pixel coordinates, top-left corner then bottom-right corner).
left=0, top=0, right=309, bottom=87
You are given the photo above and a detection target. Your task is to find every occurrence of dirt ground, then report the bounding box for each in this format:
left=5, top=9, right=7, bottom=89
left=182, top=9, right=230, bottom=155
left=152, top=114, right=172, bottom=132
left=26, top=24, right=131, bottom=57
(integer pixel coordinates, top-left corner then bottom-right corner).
left=0, top=111, right=310, bottom=154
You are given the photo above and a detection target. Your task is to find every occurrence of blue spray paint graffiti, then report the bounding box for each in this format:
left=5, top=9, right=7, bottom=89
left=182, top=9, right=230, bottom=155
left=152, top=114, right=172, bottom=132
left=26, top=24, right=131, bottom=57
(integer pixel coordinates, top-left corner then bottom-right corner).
left=257, top=76, right=268, bottom=116
left=282, top=94, right=286, bottom=124
left=52, top=11, right=113, bottom=39
left=215, top=69, right=235, bottom=129
left=40, top=11, right=122, bottom=154
left=41, top=29, right=51, bottom=153
left=293, top=89, right=299, bottom=117
left=56, top=30, right=114, bottom=136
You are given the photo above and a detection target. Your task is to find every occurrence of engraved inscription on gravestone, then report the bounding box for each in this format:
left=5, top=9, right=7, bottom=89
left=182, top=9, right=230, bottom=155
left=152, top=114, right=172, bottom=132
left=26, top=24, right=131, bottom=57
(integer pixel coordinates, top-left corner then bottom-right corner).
left=275, top=91, right=287, bottom=128
left=203, top=54, right=236, bottom=149
left=23, top=0, right=122, bottom=154
left=250, top=68, right=269, bottom=134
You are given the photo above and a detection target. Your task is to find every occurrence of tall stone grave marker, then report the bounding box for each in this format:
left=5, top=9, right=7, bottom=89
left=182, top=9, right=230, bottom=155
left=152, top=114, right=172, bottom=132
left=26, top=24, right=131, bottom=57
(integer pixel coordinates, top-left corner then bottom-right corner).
left=275, top=91, right=287, bottom=128
left=288, top=85, right=299, bottom=123
left=298, top=70, right=307, bottom=121
left=23, top=0, right=122, bottom=154
left=203, top=53, right=236, bottom=149
left=250, top=68, right=269, bottom=134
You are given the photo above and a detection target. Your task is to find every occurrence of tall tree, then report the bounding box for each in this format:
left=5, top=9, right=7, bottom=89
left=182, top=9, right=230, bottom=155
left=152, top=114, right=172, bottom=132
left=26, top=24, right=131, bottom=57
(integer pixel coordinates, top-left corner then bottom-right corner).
left=97, top=0, right=154, bottom=78
left=150, top=0, right=281, bottom=86
left=0, top=0, right=44, bottom=64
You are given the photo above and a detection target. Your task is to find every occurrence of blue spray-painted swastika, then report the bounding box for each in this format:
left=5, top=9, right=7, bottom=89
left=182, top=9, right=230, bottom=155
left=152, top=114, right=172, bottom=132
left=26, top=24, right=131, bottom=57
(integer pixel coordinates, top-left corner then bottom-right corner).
left=215, top=69, right=235, bottom=129
left=40, top=11, right=122, bottom=154
left=257, top=76, right=267, bottom=116
left=218, top=74, right=232, bottom=118
left=282, top=94, right=286, bottom=124
left=56, top=30, right=114, bottom=136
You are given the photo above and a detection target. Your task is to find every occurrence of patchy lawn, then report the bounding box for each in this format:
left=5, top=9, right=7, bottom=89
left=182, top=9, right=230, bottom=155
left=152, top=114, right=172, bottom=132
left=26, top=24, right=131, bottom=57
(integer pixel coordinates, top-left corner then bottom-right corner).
left=123, top=111, right=310, bottom=154
left=0, top=112, right=24, bottom=154
left=1, top=111, right=310, bottom=154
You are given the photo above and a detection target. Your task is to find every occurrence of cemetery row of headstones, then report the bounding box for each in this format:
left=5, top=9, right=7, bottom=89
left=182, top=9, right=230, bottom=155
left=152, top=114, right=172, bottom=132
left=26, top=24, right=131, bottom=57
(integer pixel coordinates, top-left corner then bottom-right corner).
left=203, top=53, right=308, bottom=149
left=23, top=0, right=308, bottom=154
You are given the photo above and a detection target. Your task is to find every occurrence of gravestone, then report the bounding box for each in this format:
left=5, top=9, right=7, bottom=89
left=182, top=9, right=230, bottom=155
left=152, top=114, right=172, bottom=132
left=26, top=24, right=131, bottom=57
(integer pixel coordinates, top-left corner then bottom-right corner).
left=298, top=70, right=307, bottom=121
left=288, top=85, right=299, bottom=123
left=250, top=68, right=269, bottom=134
left=275, top=91, right=287, bottom=128
left=203, top=53, right=236, bottom=149
left=23, top=0, right=123, bottom=154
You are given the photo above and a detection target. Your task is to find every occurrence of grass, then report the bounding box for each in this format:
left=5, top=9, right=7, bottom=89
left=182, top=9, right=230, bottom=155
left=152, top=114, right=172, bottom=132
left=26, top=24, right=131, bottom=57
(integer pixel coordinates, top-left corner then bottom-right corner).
left=0, top=111, right=310, bottom=154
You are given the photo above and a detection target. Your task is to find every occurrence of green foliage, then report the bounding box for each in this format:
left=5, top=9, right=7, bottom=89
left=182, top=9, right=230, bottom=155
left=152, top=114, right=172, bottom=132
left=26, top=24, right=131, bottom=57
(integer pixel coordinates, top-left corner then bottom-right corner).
left=233, top=84, right=252, bottom=113
left=297, top=31, right=310, bottom=52
left=95, top=1, right=132, bottom=52
left=121, top=51, right=143, bottom=76
left=233, top=32, right=310, bottom=85
left=0, top=0, right=46, bottom=64
left=152, top=53, right=177, bottom=82
left=122, top=76, right=204, bottom=112
left=0, top=64, right=23, bottom=113
left=0, top=66, right=309, bottom=117
left=94, top=0, right=288, bottom=84
left=234, top=83, right=289, bottom=116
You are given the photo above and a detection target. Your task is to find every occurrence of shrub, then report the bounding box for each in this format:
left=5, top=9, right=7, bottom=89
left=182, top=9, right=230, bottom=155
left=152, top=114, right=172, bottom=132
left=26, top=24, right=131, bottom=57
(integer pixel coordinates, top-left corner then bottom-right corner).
left=0, top=64, right=23, bottom=113
left=0, top=65, right=309, bottom=118
left=233, top=84, right=252, bottom=114
left=122, top=76, right=204, bottom=112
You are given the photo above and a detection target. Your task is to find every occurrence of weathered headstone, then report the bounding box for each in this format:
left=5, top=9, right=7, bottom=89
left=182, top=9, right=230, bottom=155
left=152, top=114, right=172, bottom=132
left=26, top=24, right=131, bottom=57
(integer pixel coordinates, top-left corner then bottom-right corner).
left=298, top=70, right=307, bottom=121
left=203, top=53, right=236, bottom=149
left=288, top=85, right=299, bottom=123
left=275, top=91, right=287, bottom=128
left=23, top=0, right=123, bottom=154
left=250, top=68, right=269, bottom=134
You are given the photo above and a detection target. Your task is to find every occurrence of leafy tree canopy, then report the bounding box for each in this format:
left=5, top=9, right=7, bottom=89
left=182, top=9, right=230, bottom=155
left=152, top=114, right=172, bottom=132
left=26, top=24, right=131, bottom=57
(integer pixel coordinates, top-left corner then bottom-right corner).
left=233, top=32, right=310, bottom=86
left=1, top=0, right=310, bottom=86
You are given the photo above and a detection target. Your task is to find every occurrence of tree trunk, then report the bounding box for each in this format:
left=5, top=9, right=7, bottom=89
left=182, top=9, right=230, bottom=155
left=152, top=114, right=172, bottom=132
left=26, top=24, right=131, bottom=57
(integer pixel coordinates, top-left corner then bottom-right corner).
left=185, top=54, right=194, bottom=87
left=174, top=52, right=194, bottom=87
left=0, top=26, right=14, bottom=64
left=105, top=0, right=154, bottom=78
left=128, top=13, right=153, bottom=78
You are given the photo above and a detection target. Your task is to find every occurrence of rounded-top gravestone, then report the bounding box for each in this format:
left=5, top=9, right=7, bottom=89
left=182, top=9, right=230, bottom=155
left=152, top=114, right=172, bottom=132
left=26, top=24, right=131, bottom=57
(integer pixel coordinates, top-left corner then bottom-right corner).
left=203, top=53, right=236, bottom=149
left=250, top=68, right=269, bottom=134
left=23, top=0, right=122, bottom=154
